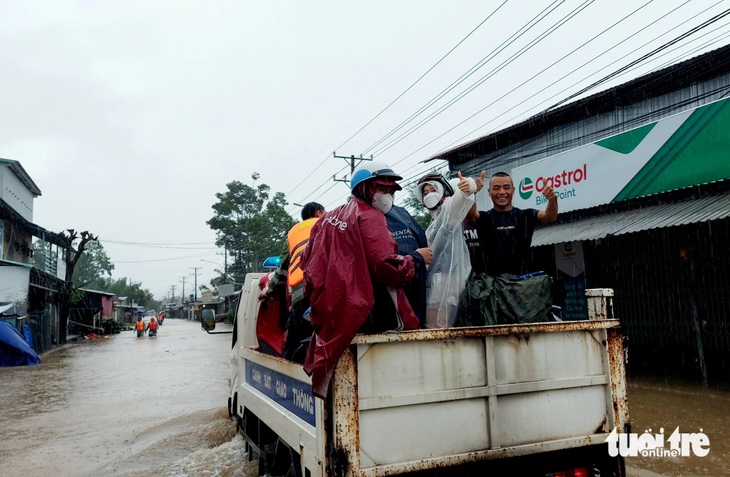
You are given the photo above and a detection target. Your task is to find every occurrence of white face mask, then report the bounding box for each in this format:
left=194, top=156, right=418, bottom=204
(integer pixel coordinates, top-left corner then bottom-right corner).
left=423, top=190, right=443, bottom=210
left=372, top=192, right=394, bottom=214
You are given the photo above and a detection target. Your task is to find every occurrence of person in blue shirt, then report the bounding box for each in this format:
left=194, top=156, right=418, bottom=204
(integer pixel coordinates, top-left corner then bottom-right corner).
left=385, top=205, right=432, bottom=327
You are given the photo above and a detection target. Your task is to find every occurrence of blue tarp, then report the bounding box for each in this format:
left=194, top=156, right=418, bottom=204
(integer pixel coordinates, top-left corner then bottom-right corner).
left=0, top=320, right=40, bottom=366
left=22, top=323, right=34, bottom=349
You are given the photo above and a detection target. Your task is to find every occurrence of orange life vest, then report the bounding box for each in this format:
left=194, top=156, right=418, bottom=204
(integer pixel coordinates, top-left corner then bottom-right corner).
left=286, top=217, right=319, bottom=288
left=148, top=320, right=158, bottom=331
left=135, top=320, right=145, bottom=331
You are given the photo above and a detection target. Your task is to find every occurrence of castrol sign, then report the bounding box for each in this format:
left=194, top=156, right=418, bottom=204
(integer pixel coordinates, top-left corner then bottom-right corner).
left=511, top=96, right=730, bottom=213
left=517, top=164, right=588, bottom=205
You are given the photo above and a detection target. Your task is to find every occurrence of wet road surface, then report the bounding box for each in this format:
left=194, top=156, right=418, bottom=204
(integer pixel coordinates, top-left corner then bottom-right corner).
left=1, top=318, right=727, bottom=476
left=0, top=318, right=252, bottom=477
left=625, top=375, right=730, bottom=477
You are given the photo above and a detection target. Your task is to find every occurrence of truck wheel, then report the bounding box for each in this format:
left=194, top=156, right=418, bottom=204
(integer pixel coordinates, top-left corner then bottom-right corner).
left=272, top=439, right=302, bottom=477
left=231, top=394, right=239, bottom=422
left=284, top=448, right=301, bottom=477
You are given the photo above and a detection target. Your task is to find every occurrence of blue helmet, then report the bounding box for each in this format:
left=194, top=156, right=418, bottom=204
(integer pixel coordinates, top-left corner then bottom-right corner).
left=350, top=161, right=403, bottom=190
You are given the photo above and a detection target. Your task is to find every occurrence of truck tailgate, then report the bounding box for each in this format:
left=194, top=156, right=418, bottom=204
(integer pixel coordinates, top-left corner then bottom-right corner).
left=333, top=320, right=627, bottom=476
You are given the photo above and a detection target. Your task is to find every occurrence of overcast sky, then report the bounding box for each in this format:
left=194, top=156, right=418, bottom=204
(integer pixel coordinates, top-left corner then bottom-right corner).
left=1, top=1, right=728, bottom=300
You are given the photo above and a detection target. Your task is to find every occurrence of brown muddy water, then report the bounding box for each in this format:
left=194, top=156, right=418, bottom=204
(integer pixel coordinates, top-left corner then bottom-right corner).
left=625, top=376, right=730, bottom=477
left=1, top=318, right=727, bottom=476
left=0, top=318, right=254, bottom=477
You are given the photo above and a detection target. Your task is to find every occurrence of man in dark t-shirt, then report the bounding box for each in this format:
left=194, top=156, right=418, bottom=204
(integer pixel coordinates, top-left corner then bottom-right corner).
left=476, top=207, right=540, bottom=275
left=462, top=219, right=483, bottom=273
left=468, top=172, right=558, bottom=276
left=459, top=171, right=558, bottom=326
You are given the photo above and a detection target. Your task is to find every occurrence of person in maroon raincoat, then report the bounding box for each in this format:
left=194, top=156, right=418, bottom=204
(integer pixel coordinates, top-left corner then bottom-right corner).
left=301, top=161, right=427, bottom=399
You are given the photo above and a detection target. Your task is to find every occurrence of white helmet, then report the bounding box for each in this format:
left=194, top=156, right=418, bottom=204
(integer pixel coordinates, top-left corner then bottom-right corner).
left=350, top=161, right=403, bottom=190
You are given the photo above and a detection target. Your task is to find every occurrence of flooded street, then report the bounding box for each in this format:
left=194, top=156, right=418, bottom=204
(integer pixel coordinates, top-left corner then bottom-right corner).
left=625, top=376, right=730, bottom=477
left=2, top=318, right=728, bottom=477
left=0, top=318, right=254, bottom=477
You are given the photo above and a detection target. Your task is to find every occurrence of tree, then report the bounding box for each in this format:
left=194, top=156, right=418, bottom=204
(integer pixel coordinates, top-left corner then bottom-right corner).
left=57, top=229, right=98, bottom=344
left=96, top=277, right=155, bottom=307
left=72, top=240, right=114, bottom=289
left=32, top=240, right=57, bottom=273
left=207, top=174, right=296, bottom=283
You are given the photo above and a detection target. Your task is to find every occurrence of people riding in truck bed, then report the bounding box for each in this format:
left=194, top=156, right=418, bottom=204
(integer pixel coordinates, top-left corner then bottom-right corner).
left=301, top=161, right=430, bottom=399
left=459, top=171, right=559, bottom=325
left=417, top=171, right=477, bottom=328
left=261, top=202, right=326, bottom=362
left=384, top=202, right=432, bottom=328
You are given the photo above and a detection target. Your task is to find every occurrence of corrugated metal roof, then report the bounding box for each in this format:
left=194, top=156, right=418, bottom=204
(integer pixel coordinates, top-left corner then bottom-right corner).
left=431, top=45, right=730, bottom=166
left=532, top=192, right=730, bottom=247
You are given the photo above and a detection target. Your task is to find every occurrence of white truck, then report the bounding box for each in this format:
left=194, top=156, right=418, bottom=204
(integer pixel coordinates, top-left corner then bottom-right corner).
left=211, top=273, right=628, bottom=476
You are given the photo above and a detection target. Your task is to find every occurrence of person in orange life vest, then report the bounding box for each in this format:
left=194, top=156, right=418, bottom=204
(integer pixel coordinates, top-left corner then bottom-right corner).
left=261, top=202, right=325, bottom=362
left=145, top=317, right=158, bottom=337
left=301, top=161, right=423, bottom=399
left=134, top=317, right=145, bottom=337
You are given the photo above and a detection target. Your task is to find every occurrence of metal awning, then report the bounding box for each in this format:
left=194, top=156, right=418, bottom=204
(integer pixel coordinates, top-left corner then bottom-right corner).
left=0, top=258, right=33, bottom=269
left=532, top=192, right=730, bottom=247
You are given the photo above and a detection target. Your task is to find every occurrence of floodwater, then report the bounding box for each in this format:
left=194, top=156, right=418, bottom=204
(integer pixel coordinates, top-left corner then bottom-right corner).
left=0, top=318, right=255, bottom=477
left=1, top=318, right=728, bottom=477
left=625, top=376, right=730, bottom=477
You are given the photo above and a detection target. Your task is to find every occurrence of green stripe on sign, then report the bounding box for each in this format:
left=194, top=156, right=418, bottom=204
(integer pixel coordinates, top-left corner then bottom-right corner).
left=596, top=122, right=656, bottom=154
left=614, top=99, right=730, bottom=202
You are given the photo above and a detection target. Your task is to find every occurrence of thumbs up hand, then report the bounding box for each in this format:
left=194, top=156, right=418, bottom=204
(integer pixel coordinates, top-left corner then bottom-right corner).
left=475, top=170, right=486, bottom=193
left=456, top=171, right=471, bottom=193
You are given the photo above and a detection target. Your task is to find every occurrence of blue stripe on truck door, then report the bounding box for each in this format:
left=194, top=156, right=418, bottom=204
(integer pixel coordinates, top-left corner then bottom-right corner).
left=245, top=360, right=316, bottom=426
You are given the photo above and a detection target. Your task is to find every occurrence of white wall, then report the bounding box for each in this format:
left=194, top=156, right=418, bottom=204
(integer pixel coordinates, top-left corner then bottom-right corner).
left=0, top=166, right=35, bottom=221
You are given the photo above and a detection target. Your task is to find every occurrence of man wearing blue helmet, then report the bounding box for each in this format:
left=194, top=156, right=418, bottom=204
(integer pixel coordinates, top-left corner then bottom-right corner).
left=300, top=161, right=427, bottom=399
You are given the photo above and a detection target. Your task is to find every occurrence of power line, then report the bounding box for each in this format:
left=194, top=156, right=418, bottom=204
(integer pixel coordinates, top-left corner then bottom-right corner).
left=384, top=0, right=661, bottom=169
left=288, top=4, right=730, bottom=212
left=389, top=0, right=720, bottom=174
left=285, top=162, right=349, bottom=215
left=435, top=1, right=727, bottom=159
left=361, top=0, right=567, bottom=156
left=112, top=252, right=212, bottom=263
left=289, top=1, right=566, bottom=210
left=102, top=239, right=215, bottom=245
left=300, top=0, right=591, bottom=207
left=101, top=239, right=217, bottom=250
left=545, top=6, right=730, bottom=111
left=340, top=2, right=508, bottom=154
left=323, top=160, right=450, bottom=212
left=370, top=0, right=596, bottom=158
left=281, top=3, right=505, bottom=203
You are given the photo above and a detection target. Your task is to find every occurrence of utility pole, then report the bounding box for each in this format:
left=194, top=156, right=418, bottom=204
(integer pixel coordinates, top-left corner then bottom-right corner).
left=169, top=285, right=176, bottom=303
left=180, top=276, right=187, bottom=305
left=217, top=248, right=228, bottom=283
left=332, top=152, right=373, bottom=186
left=190, top=267, right=201, bottom=303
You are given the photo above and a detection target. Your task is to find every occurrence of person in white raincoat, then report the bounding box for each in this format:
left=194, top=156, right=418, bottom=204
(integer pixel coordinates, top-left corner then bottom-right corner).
left=418, top=172, right=477, bottom=328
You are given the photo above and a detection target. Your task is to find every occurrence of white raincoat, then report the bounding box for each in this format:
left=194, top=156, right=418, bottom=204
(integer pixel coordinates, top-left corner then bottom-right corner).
left=420, top=177, right=476, bottom=328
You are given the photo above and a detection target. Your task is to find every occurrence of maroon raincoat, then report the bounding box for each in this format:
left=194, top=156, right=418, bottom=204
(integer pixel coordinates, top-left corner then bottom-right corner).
left=301, top=197, right=419, bottom=398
